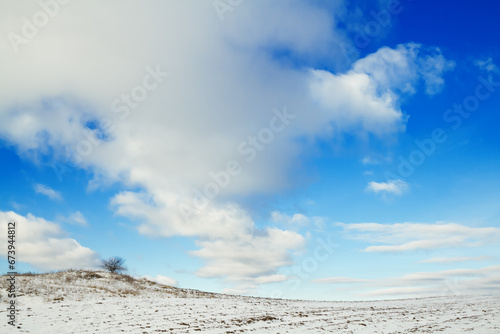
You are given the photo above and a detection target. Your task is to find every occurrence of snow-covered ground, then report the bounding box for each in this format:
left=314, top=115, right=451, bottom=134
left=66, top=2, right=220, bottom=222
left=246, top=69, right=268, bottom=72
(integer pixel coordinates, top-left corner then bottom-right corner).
left=1, top=271, right=499, bottom=333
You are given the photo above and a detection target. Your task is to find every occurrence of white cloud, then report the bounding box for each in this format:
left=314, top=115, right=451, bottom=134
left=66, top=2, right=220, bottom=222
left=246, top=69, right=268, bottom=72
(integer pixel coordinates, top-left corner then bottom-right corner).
left=271, top=212, right=309, bottom=225
left=315, top=265, right=500, bottom=299
left=223, top=274, right=290, bottom=294
left=222, top=285, right=258, bottom=295
left=419, top=256, right=490, bottom=264
left=313, top=277, right=371, bottom=284
left=0, top=1, right=453, bottom=291
left=474, top=57, right=499, bottom=73
left=58, top=211, right=88, bottom=226
left=309, top=44, right=453, bottom=137
left=366, top=265, right=500, bottom=297
left=361, top=155, right=392, bottom=166
left=361, top=156, right=379, bottom=165
left=191, top=228, right=305, bottom=291
left=34, top=183, right=62, bottom=201
left=271, top=211, right=326, bottom=231
left=111, top=191, right=253, bottom=240
left=363, top=237, right=464, bottom=252
left=10, top=201, right=23, bottom=210
left=0, top=4, right=452, bottom=198
left=111, top=191, right=306, bottom=292
left=271, top=211, right=325, bottom=227
left=253, top=274, right=288, bottom=284
left=308, top=68, right=404, bottom=136
left=366, top=179, right=408, bottom=196
left=68, top=211, right=87, bottom=225
left=416, top=51, right=456, bottom=95
left=338, top=222, right=500, bottom=253
left=141, top=275, right=178, bottom=287
left=0, top=211, right=99, bottom=271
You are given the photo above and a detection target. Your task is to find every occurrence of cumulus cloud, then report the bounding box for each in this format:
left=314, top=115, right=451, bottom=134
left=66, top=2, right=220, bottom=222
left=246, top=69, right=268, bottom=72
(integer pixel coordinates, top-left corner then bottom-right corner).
left=111, top=191, right=305, bottom=292
left=309, top=44, right=454, bottom=137
left=192, top=228, right=304, bottom=281
left=34, top=183, right=62, bottom=201
left=366, top=179, right=408, bottom=196
left=308, top=68, right=404, bottom=136
left=0, top=211, right=99, bottom=271
left=338, top=222, right=500, bottom=252
left=0, top=1, right=453, bottom=290
left=0, top=3, right=452, bottom=196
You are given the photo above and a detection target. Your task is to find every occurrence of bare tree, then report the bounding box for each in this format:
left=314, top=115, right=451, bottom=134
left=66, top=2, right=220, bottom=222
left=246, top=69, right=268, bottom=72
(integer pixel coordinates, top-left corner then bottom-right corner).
left=100, top=256, right=127, bottom=274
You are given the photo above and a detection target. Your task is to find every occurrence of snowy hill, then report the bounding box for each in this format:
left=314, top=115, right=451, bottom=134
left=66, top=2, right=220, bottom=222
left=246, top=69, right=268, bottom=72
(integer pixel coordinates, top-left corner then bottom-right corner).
left=1, top=270, right=499, bottom=333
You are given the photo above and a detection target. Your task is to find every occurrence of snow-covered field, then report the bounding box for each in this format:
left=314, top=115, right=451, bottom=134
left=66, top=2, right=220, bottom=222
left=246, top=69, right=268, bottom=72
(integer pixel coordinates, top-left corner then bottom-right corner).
left=1, top=271, right=499, bottom=333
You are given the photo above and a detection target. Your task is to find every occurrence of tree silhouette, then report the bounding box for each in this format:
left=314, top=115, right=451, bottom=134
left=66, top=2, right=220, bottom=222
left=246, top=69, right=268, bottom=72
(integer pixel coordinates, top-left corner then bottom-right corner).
left=100, top=256, right=127, bottom=274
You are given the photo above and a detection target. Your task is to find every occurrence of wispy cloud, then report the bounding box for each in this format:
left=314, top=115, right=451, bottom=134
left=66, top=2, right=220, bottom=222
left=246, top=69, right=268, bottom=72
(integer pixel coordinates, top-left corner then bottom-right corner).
left=271, top=212, right=310, bottom=225
left=419, top=256, right=490, bottom=264
left=338, top=222, right=500, bottom=252
left=365, top=265, right=500, bottom=297
left=34, top=183, right=62, bottom=201
left=361, top=156, right=379, bottom=165
left=10, top=201, right=23, bottom=210
left=363, top=237, right=464, bottom=252
left=313, top=277, right=371, bottom=284
left=314, top=265, right=500, bottom=298
left=58, top=211, right=88, bottom=226
left=474, top=57, right=499, bottom=73
left=271, top=211, right=325, bottom=229
left=366, top=179, right=408, bottom=196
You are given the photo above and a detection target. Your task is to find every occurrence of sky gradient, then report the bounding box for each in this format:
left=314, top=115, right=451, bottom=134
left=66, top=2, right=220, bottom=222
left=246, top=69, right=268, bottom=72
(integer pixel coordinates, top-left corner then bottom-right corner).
left=1, top=0, right=499, bottom=300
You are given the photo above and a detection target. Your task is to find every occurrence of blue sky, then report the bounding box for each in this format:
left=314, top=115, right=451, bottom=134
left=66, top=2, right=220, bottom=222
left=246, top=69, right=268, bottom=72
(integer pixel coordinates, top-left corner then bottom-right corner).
left=1, top=0, right=499, bottom=300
